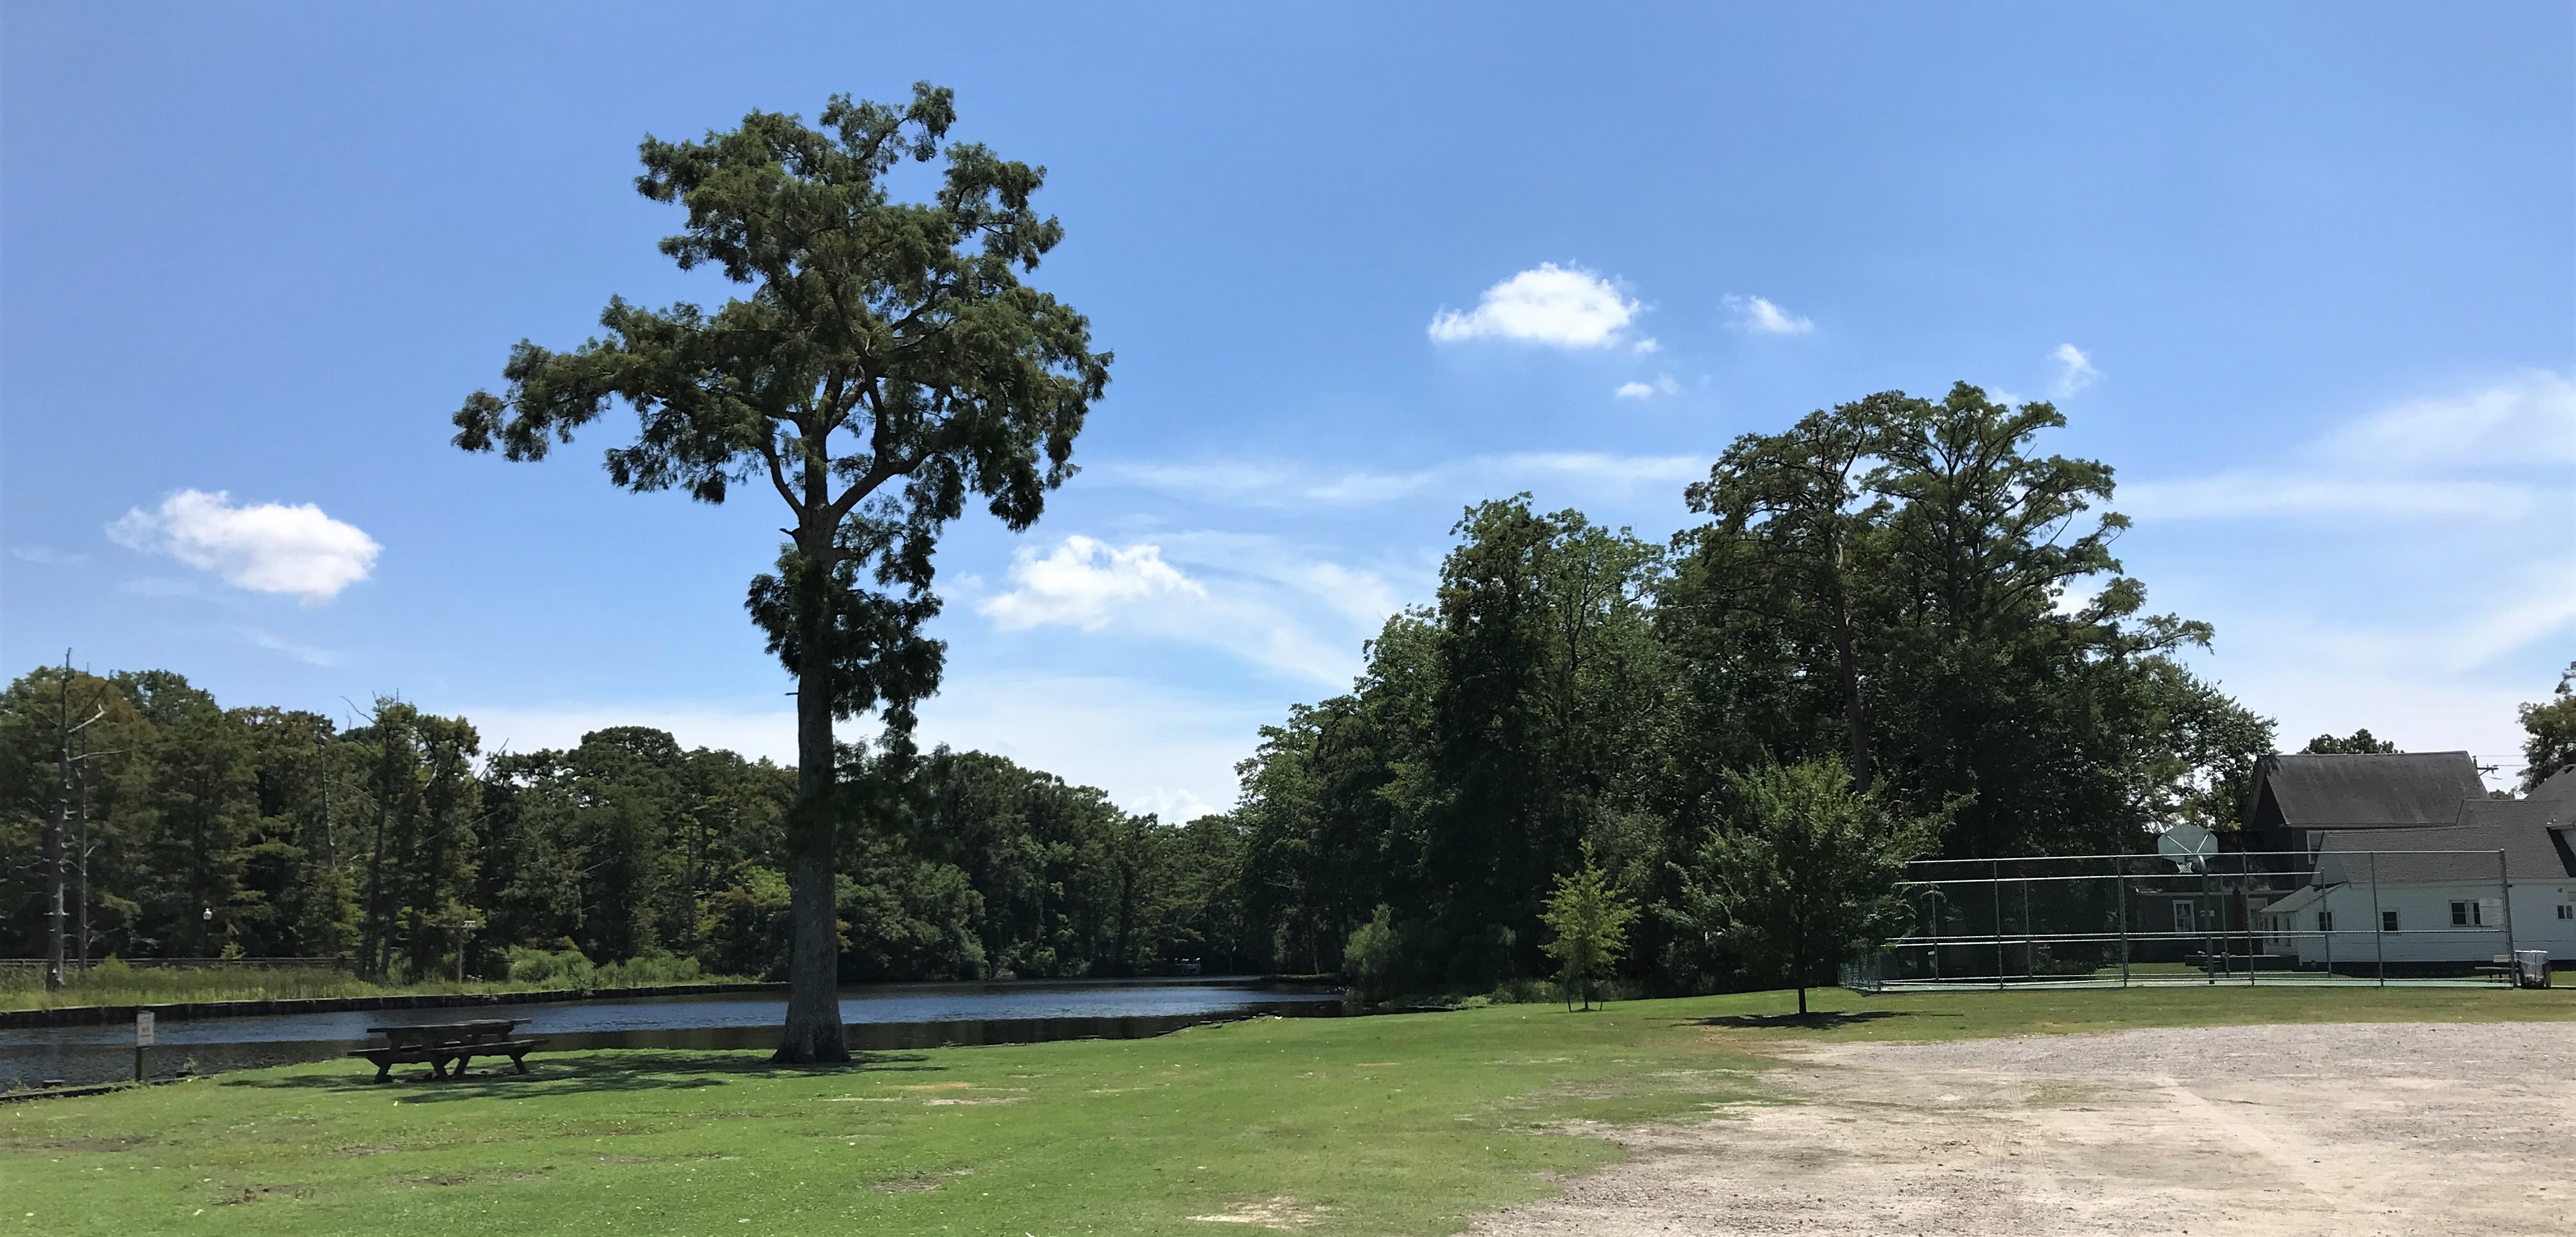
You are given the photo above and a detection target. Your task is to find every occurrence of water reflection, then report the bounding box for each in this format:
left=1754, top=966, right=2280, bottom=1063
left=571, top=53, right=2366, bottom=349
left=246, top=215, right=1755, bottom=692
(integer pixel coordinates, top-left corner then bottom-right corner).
left=1, top=981, right=1341, bottom=1089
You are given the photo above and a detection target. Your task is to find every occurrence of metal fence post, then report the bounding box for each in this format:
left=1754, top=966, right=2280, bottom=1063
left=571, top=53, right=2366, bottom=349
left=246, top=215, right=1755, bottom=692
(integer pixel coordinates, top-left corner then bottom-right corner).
left=2243, top=854, right=2256, bottom=988
left=2117, top=856, right=2131, bottom=989
left=2202, top=862, right=2216, bottom=985
left=1992, top=859, right=2006, bottom=990
left=2369, top=851, right=2385, bottom=988
left=2022, top=877, right=2035, bottom=981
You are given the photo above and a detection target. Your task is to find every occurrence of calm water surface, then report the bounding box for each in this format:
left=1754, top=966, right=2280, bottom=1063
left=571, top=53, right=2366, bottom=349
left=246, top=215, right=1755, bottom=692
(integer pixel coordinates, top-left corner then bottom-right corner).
left=0, top=978, right=1343, bottom=1089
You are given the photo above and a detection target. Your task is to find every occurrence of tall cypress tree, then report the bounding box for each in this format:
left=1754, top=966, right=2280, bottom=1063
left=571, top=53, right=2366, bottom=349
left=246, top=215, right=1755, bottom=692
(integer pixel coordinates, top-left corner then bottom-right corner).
left=454, top=84, right=1108, bottom=1061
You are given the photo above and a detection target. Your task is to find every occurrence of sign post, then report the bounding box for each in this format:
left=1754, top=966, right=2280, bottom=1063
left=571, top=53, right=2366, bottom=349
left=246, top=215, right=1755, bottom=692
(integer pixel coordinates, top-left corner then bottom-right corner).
left=134, top=1010, right=153, bottom=1082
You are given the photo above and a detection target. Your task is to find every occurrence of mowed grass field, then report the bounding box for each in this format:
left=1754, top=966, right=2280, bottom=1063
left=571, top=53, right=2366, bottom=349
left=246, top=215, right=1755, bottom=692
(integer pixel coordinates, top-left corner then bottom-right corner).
left=4, top=985, right=2570, bottom=1237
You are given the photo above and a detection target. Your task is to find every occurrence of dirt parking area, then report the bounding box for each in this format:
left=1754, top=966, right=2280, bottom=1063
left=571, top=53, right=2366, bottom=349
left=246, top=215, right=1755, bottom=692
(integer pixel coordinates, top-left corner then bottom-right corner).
left=1470, top=1020, right=2575, bottom=1236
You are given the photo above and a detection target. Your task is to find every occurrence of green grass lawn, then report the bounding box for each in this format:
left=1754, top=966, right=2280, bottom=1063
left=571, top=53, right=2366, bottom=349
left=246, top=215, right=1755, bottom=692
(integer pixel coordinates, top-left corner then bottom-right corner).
left=4, top=985, right=2569, bottom=1237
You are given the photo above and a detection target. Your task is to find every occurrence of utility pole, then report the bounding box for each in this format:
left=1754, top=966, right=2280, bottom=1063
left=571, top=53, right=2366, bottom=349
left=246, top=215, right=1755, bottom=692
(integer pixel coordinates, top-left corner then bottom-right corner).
left=46, top=651, right=105, bottom=994
left=73, top=743, right=95, bottom=966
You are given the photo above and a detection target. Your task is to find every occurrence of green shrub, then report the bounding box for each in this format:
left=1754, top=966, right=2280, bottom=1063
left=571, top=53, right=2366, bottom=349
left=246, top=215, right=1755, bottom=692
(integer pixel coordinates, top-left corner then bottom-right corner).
left=1342, top=905, right=1405, bottom=1003
left=593, top=951, right=703, bottom=988
left=504, top=947, right=594, bottom=987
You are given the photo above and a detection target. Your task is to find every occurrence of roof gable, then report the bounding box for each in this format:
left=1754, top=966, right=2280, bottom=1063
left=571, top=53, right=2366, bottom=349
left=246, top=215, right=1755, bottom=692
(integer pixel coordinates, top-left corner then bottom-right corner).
left=2527, top=765, right=2576, bottom=805
left=2249, top=751, right=2485, bottom=829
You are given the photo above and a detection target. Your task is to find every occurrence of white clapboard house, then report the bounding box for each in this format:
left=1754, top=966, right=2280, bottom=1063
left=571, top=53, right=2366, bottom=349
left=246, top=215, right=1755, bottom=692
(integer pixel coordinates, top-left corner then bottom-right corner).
left=2246, top=755, right=2576, bottom=968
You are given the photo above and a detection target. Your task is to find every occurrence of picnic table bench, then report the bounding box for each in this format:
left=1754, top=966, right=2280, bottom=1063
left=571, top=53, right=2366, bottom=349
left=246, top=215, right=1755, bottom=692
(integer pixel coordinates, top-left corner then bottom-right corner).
left=348, top=1019, right=546, bottom=1082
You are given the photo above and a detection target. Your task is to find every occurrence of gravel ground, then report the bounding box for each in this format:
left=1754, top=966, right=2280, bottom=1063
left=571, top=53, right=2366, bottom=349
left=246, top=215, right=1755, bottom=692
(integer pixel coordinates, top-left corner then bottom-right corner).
left=1468, top=1022, right=2575, bottom=1236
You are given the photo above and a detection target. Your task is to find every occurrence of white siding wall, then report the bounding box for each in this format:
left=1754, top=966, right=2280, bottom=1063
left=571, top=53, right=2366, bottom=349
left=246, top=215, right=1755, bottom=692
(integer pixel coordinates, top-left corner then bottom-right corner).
left=2259, top=881, right=2576, bottom=965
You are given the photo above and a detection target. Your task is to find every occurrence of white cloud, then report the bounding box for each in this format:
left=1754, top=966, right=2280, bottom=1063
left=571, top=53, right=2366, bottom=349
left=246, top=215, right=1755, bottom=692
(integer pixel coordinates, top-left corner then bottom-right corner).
left=2125, top=372, right=2576, bottom=790
left=2124, top=371, right=2576, bottom=525
left=2051, top=344, right=2099, bottom=396
left=1615, top=375, right=1682, bottom=400
left=2118, top=475, right=2549, bottom=522
left=1130, top=787, right=1221, bottom=824
left=8, top=546, right=90, bottom=567
left=1428, top=263, right=1648, bottom=350
left=916, top=671, right=1280, bottom=818
left=2320, top=369, right=2576, bottom=470
left=458, top=682, right=1272, bottom=818
left=1499, top=450, right=1704, bottom=487
left=108, top=489, right=379, bottom=604
left=457, top=702, right=801, bottom=765
left=973, top=533, right=1396, bottom=686
left=237, top=626, right=339, bottom=666
left=979, top=535, right=1205, bottom=631
left=1727, top=295, right=1813, bottom=335
left=1093, top=450, right=1709, bottom=509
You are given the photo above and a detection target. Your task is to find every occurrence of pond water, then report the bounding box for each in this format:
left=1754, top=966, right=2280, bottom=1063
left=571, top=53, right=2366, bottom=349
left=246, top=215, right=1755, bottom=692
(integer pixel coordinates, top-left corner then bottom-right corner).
left=0, top=978, right=1344, bottom=1089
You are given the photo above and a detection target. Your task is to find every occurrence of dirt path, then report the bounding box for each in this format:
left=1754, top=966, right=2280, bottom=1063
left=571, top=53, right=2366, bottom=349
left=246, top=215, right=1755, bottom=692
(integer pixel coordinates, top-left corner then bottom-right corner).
left=1469, top=1021, right=2575, bottom=1236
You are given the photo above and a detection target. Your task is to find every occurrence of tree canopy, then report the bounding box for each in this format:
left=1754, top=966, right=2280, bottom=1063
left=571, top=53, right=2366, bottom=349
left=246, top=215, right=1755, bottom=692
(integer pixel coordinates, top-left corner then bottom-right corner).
left=1670, top=757, right=1937, bottom=1015
left=1226, top=385, right=2280, bottom=996
left=2518, top=663, right=2576, bottom=792
left=452, top=83, right=1109, bottom=1062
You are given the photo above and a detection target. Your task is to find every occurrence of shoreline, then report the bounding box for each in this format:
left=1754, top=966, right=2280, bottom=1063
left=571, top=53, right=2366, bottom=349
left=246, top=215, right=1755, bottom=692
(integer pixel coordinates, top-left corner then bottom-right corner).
left=0, top=981, right=788, bottom=1029
left=0, top=974, right=1341, bottom=1029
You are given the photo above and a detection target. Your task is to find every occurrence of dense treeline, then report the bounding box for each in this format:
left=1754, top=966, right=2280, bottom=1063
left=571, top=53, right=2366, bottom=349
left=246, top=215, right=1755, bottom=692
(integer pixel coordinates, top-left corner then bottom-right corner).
left=20, top=386, right=2556, bottom=997
left=0, top=675, right=1243, bottom=983
left=1226, top=386, right=2279, bottom=995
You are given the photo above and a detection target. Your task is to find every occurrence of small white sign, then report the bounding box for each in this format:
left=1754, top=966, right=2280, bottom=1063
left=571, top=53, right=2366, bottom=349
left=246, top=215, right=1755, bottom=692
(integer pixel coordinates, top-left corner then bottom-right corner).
left=135, top=1010, right=155, bottom=1047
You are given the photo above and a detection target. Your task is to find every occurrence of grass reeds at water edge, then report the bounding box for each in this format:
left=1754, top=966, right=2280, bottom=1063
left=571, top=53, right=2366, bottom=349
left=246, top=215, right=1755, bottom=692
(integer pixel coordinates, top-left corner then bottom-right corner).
left=0, top=953, right=752, bottom=1011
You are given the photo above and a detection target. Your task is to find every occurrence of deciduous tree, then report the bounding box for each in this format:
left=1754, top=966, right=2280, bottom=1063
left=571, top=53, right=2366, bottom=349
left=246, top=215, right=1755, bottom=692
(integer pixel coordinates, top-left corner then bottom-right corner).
left=453, top=84, right=1109, bottom=1061
left=1674, top=757, right=1935, bottom=1015
left=2518, top=662, right=2576, bottom=792
left=1539, top=843, right=1637, bottom=1011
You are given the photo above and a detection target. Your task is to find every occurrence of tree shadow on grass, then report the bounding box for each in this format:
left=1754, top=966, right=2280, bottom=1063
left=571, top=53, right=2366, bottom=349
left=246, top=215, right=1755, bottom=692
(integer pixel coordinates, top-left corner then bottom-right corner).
left=222, top=1049, right=948, bottom=1102
left=1686, top=1010, right=1943, bottom=1031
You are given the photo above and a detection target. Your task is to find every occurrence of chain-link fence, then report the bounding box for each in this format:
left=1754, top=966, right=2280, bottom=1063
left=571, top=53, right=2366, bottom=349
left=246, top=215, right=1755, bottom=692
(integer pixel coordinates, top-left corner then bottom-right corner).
left=1842, top=849, right=2520, bottom=992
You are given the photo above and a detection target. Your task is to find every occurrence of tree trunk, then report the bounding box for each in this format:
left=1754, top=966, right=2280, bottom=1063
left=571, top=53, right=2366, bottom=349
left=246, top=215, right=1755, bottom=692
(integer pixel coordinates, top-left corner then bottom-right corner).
left=1793, top=913, right=1809, bottom=1016
left=1828, top=578, right=1873, bottom=796
left=774, top=604, right=849, bottom=1064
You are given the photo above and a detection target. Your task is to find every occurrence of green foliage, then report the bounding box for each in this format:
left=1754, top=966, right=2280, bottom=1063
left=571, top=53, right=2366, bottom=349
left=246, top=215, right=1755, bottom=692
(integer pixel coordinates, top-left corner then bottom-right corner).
left=1232, top=384, right=2286, bottom=998
left=0, top=664, right=1240, bottom=995
left=451, top=84, right=1112, bottom=1060
left=1538, top=843, right=1639, bottom=1010
left=0, top=962, right=553, bottom=1013
left=2303, top=728, right=2399, bottom=755
left=1341, top=905, right=1404, bottom=1003
left=6, top=988, right=2565, bottom=1234
left=1673, top=757, right=1936, bottom=1014
left=2516, top=662, right=2575, bottom=792
left=503, top=947, right=594, bottom=987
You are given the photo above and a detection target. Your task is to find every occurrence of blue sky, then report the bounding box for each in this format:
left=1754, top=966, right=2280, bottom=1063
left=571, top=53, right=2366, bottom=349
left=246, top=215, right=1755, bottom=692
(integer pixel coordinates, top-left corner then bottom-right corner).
left=5, top=2, right=2571, bottom=813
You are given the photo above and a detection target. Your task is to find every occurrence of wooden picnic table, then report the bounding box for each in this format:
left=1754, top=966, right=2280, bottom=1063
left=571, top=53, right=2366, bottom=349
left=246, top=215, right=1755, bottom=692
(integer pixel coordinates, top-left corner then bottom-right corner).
left=348, top=1018, right=546, bottom=1082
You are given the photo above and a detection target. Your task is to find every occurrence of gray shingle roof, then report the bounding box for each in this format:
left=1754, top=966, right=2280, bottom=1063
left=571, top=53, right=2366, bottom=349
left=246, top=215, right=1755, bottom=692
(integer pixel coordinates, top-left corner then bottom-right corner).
left=2527, top=765, right=2576, bottom=805
left=2307, top=796, right=2576, bottom=884
left=2250, top=751, right=2488, bottom=829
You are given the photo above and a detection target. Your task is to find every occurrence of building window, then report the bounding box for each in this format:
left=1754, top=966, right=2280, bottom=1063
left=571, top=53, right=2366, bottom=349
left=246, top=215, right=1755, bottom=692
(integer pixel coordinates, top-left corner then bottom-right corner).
left=2316, top=910, right=2333, bottom=932
left=2173, top=902, right=2194, bottom=933
left=2558, top=904, right=2573, bottom=921
left=2382, top=910, right=2400, bottom=932
left=2452, top=901, right=2471, bottom=926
